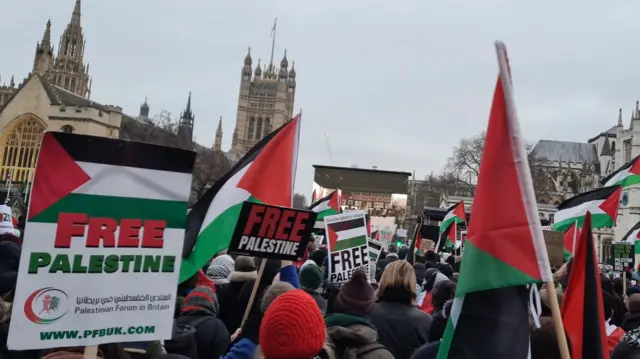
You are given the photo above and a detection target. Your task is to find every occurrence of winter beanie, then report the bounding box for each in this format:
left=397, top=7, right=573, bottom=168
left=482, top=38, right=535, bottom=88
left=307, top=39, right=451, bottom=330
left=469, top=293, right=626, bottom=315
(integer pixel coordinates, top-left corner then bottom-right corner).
left=260, top=290, right=326, bottom=359
left=181, top=286, right=218, bottom=316
left=234, top=256, right=256, bottom=272
left=335, top=269, right=375, bottom=316
left=299, top=263, right=323, bottom=290
left=206, top=255, right=234, bottom=284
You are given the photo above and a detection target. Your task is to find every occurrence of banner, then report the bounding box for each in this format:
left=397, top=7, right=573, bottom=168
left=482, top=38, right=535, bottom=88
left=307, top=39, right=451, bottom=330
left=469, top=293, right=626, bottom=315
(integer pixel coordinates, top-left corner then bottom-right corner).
left=613, top=243, right=635, bottom=272
left=8, top=132, right=195, bottom=350
left=227, top=202, right=316, bottom=261
left=0, top=204, right=14, bottom=235
left=325, top=211, right=370, bottom=284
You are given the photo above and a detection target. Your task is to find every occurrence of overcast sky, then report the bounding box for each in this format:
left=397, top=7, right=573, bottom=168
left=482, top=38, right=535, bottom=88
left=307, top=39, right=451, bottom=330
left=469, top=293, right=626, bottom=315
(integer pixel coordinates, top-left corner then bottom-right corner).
left=2, top=0, right=638, bottom=197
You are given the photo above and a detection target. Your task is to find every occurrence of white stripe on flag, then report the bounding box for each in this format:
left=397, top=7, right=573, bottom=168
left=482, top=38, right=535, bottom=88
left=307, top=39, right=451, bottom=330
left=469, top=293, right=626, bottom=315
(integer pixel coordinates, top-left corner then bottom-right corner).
left=553, top=199, right=606, bottom=224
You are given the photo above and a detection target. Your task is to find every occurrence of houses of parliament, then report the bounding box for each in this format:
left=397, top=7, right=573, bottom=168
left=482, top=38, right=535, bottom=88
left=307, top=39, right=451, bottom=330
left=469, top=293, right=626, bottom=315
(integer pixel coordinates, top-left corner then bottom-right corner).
left=0, top=0, right=298, bottom=185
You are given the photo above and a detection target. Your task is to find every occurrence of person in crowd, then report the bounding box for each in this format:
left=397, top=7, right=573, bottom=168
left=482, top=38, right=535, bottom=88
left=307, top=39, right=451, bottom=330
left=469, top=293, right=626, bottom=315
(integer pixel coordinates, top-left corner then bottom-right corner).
left=206, top=254, right=234, bottom=287
left=624, top=294, right=640, bottom=333
left=309, top=247, right=327, bottom=268
left=606, top=275, right=629, bottom=327
left=538, top=282, right=563, bottom=318
left=0, top=241, right=20, bottom=298
left=410, top=300, right=453, bottom=359
left=122, top=341, right=165, bottom=359
left=163, top=323, right=199, bottom=359
left=612, top=327, right=640, bottom=359
left=176, top=286, right=229, bottom=359
left=604, top=290, right=626, bottom=353
left=529, top=317, right=572, bottom=359
left=428, top=281, right=456, bottom=342
left=419, top=269, right=448, bottom=314
left=424, top=251, right=439, bottom=270
left=325, top=269, right=393, bottom=359
left=300, top=262, right=327, bottom=313
left=256, top=290, right=333, bottom=359
left=217, top=256, right=257, bottom=332
left=375, top=243, right=399, bottom=282
left=398, top=244, right=409, bottom=261
left=370, top=260, right=432, bottom=359
left=413, top=262, right=427, bottom=306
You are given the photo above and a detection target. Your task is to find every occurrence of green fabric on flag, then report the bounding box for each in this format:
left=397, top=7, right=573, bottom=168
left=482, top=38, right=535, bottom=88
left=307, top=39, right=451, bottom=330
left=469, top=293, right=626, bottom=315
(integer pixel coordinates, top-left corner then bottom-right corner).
left=30, top=193, right=188, bottom=228
left=552, top=213, right=615, bottom=232
left=334, top=235, right=367, bottom=251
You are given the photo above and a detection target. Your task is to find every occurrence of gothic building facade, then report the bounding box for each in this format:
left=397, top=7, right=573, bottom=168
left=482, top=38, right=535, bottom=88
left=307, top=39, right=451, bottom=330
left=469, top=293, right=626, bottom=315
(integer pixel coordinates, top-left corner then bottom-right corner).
left=226, top=49, right=297, bottom=159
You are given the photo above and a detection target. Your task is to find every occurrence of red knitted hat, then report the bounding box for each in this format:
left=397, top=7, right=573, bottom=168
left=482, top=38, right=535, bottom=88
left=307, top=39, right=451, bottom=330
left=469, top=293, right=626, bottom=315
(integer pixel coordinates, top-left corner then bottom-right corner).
left=259, top=289, right=326, bottom=359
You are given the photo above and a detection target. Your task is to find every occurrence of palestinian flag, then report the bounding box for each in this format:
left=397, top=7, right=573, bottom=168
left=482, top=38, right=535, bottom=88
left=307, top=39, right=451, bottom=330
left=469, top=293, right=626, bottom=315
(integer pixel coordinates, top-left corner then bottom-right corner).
left=563, top=222, right=580, bottom=261
left=621, top=221, right=640, bottom=254
left=437, top=42, right=553, bottom=359
left=440, top=200, right=465, bottom=235
left=29, top=132, right=194, bottom=228
left=434, top=222, right=456, bottom=253
left=180, top=115, right=301, bottom=282
left=325, top=216, right=367, bottom=252
left=407, top=220, right=422, bottom=264
left=367, top=240, right=382, bottom=262
left=561, top=212, right=609, bottom=359
left=552, top=185, right=622, bottom=232
left=308, top=190, right=340, bottom=221
left=601, top=154, right=640, bottom=187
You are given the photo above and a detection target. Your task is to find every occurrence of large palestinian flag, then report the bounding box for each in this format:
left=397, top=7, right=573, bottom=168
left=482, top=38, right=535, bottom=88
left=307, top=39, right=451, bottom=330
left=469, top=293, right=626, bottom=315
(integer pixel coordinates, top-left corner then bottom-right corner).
left=438, top=42, right=553, bottom=359
left=552, top=185, right=622, bottom=232
left=561, top=212, right=608, bottom=359
left=29, top=132, right=194, bottom=227
left=601, top=154, right=640, bottom=188
left=308, top=190, right=340, bottom=221
left=180, top=115, right=301, bottom=282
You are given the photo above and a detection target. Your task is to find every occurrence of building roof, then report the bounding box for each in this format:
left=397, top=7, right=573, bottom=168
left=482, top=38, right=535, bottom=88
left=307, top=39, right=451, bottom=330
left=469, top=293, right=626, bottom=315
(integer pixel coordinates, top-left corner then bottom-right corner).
left=37, top=74, right=109, bottom=112
left=530, top=140, right=599, bottom=164
left=312, top=164, right=412, bottom=176
left=588, top=125, right=617, bottom=143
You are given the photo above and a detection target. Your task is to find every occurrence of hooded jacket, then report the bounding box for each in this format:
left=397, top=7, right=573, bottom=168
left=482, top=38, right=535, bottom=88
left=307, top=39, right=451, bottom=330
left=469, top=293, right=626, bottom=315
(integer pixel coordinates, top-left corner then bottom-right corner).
left=326, top=313, right=393, bottom=359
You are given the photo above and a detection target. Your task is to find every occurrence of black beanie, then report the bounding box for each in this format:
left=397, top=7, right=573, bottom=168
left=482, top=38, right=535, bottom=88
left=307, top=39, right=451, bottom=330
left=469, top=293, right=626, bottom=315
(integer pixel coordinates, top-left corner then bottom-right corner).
left=335, top=269, right=375, bottom=316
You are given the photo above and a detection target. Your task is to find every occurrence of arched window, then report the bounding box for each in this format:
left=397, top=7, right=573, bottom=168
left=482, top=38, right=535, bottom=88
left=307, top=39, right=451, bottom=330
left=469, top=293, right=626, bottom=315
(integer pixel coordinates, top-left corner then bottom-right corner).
left=264, top=118, right=271, bottom=137
left=247, top=117, right=255, bottom=139
left=255, top=118, right=263, bottom=139
left=70, top=41, right=77, bottom=57
left=0, top=116, right=46, bottom=182
left=611, top=141, right=616, bottom=153
left=61, top=125, right=75, bottom=133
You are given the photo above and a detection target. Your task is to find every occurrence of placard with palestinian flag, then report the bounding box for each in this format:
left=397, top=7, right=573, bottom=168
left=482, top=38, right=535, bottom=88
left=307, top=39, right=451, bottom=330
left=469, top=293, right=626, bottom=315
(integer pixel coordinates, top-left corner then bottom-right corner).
left=324, top=211, right=370, bottom=284
left=552, top=185, right=622, bottom=232
left=8, top=132, right=195, bottom=350
left=180, top=114, right=301, bottom=282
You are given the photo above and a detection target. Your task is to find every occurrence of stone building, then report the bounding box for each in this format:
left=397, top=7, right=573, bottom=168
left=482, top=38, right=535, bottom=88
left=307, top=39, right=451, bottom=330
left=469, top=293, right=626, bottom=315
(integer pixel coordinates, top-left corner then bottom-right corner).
left=0, top=0, right=121, bottom=184
left=228, top=49, right=297, bottom=159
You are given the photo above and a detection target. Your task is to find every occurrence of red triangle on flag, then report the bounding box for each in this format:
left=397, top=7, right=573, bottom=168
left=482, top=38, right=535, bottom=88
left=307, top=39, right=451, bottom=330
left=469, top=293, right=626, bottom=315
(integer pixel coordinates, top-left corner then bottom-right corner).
left=563, top=223, right=580, bottom=254
left=630, top=158, right=640, bottom=175
left=238, top=115, right=300, bottom=207
left=328, top=191, right=340, bottom=212
left=598, top=186, right=622, bottom=221
left=327, top=224, right=338, bottom=250
left=466, top=71, right=542, bottom=280
left=453, top=201, right=466, bottom=221
left=29, top=133, right=91, bottom=219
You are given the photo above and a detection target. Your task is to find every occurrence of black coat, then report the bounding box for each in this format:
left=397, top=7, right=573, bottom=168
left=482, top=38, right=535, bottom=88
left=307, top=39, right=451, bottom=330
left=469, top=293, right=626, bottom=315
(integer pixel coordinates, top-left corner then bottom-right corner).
left=216, top=271, right=256, bottom=332
left=176, top=312, right=230, bottom=359
left=375, top=255, right=398, bottom=282
left=370, top=300, right=432, bottom=359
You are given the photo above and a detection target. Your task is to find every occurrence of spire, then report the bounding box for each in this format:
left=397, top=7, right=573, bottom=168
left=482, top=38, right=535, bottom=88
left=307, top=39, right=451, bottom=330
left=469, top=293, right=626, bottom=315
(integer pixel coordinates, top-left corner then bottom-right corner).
left=280, top=49, right=288, bottom=69
left=618, top=108, right=623, bottom=127
left=635, top=101, right=639, bottom=119
left=9, top=76, right=14, bottom=88
left=254, top=59, right=262, bottom=78
left=216, top=117, right=223, bottom=135
left=178, top=92, right=195, bottom=146
left=185, top=92, right=192, bottom=116
left=41, top=20, right=52, bottom=50
left=244, top=47, right=252, bottom=66
left=214, top=117, right=223, bottom=151
left=139, top=97, right=150, bottom=119
left=71, top=0, right=81, bottom=26
left=269, top=18, right=278, bottom=69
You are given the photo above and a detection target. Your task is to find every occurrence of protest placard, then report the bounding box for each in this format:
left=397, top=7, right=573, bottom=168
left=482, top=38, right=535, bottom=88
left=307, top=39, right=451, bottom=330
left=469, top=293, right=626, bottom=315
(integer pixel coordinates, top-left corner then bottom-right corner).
left=367, top=241, right=382, bottom=263
left=613, top=242, right=635, bottom=272
left=325, top=211, right=369, bottom=284
left=8, top=132, right=195, bottom=350
left=227, top=201, right=316, bottom=261
left=0, top=204, right=14, bottom=235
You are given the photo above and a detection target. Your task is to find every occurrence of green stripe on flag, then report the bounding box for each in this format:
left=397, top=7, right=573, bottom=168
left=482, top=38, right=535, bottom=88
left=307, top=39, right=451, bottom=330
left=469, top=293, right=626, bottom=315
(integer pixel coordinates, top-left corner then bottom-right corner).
left=334, top=235, right=367, bottom=251
left=30, top=193, right=188, bottom=228
left=315, top=209, right=338, bottom=222
left=552, top=213, right=614, bottom=232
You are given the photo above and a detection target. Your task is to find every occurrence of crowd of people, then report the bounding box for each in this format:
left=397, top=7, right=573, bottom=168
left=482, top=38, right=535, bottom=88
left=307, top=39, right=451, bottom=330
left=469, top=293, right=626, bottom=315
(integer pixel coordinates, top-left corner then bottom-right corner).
left=1, top=232, right=640, bottom=359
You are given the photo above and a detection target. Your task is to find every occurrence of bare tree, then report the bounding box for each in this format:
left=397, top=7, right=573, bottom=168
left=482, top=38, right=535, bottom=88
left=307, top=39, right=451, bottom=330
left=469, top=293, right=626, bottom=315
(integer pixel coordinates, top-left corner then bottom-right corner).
left=444, top=132, right=548, bottom=200
left=120, top=111, right=231, bottom=203
left=292, top=193, right=308, bottom=209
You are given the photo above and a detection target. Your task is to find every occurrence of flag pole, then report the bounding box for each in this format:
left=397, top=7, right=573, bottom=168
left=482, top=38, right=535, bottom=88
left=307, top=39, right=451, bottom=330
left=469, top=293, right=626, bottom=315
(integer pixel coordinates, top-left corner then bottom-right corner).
left=572, top=221, right=578, bottom=256
left=495, top=41, right=570, bottom=359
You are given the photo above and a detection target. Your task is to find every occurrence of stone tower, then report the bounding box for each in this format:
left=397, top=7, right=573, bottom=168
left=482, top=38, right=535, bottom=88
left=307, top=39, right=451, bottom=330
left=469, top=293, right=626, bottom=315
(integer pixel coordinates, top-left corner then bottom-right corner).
left=214, top=117, right=223, bottom=151
left=139, top=98, right=150, bottom=121
left=231, top=48, right=296, bottom=157
left=178, top=92, right=195, bottom=146
left=32, top=20, right=55, bottom=76
left=49, top=0, right=91, bottom=97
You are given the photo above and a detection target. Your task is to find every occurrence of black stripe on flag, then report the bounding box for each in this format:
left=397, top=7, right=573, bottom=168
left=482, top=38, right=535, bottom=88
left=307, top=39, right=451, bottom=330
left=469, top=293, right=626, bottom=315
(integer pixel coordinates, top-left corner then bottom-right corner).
left=556, top=185, right=620, bottom=211
left=622, top=220, right=640, bottom=242
left=328, top=217, right=365, bottom=232
left=51, top=132, right=196, bottom=173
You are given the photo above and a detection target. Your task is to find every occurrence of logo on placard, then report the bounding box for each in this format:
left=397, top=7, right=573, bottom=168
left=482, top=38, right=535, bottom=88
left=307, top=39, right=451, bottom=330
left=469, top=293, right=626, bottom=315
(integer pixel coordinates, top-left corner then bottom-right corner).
left=24, top=287, right=69, bottom=324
